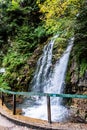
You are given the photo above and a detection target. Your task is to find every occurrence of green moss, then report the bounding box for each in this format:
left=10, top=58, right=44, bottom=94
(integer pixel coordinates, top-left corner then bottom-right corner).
left=55, top=37, right=67, bottom=46
left=80, top=60, right=87, bottom=77
left=52, top=37, right=68, bottom=63
left=66, top=71, right=71, bottom=83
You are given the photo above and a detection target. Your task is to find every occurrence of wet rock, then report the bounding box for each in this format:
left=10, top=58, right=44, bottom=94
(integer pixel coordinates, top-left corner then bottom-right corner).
left=71, top=115, right=86, bottom=123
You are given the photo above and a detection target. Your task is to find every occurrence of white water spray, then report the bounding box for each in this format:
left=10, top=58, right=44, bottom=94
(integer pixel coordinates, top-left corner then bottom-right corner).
left=23, top=37, right=74, bottom=122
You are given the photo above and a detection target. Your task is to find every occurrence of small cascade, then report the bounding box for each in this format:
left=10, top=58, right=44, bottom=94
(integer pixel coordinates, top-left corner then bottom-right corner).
left=32, top=35, right=58, bottom=92
left=44, top=38, right=74, bottom=105
left=23, top=37, right=74, bottom=122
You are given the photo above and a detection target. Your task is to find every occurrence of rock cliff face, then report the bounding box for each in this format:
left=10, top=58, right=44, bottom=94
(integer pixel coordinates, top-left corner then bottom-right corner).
left=67, top=58, right=87, bottom=94
left=66, top=46, right=87, bottom=122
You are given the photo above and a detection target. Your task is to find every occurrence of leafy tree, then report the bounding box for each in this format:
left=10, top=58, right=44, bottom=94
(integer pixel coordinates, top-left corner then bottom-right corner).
left=37, top=0, right=83, bottom=35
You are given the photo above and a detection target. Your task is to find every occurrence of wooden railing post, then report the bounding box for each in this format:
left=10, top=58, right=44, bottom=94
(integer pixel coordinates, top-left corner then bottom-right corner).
left=47, top=95, right=51, bottom=123
left=1, top=92, right=4, bottom=106
left=13, top=94, right=16, bottom=115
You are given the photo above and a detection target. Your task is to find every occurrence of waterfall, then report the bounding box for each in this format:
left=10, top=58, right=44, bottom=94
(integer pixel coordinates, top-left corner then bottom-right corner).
left=32, top=35, right=58, bottom=92
left=23, top=37, right=74, bottom=122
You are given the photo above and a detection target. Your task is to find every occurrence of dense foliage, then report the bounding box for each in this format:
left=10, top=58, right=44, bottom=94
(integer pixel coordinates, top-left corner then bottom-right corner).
left=73, top=0, right=87, bottom=78
left=0, top=0, right=86, bottom=91
left=0, top=0, right=46, bottom=90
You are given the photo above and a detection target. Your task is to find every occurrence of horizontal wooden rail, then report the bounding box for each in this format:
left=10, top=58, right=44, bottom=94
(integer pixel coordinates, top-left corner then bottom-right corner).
left=0, top=88, right=87, bottom=123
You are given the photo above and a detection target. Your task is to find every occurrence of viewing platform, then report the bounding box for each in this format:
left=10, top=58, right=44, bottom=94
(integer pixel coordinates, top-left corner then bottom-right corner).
left=0, top=100, right=87, bottom=130
left=0, top=88, right=87, bottom=130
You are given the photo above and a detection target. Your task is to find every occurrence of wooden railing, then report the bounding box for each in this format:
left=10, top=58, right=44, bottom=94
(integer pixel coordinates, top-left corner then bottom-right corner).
left=0, top=88, right=87, bottom=123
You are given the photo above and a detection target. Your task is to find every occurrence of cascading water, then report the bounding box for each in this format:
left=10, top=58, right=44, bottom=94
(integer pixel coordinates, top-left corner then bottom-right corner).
left=32, top=35, right=58, bottom=92
left=23, top=36, right=74, bottom=122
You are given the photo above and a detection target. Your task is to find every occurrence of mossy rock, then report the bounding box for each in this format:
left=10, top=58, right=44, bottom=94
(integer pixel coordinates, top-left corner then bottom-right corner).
left=52, top=37, right=68, bottom=64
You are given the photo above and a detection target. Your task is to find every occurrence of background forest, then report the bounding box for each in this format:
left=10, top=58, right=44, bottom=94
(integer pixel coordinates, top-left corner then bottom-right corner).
left=0, top=0, right=87, bottom=94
